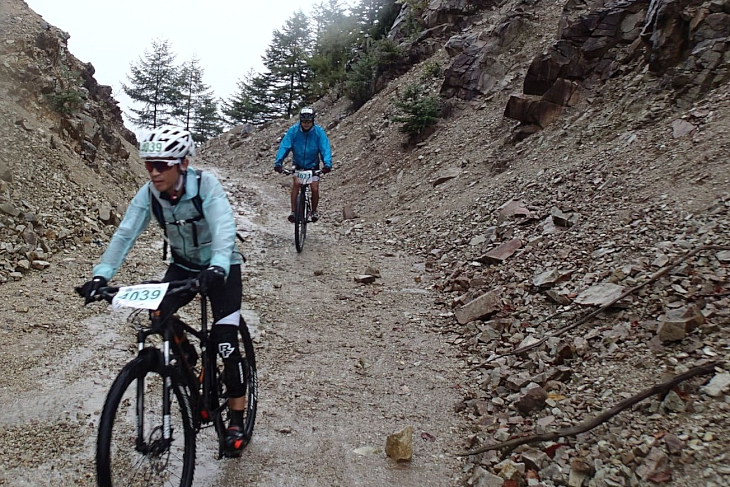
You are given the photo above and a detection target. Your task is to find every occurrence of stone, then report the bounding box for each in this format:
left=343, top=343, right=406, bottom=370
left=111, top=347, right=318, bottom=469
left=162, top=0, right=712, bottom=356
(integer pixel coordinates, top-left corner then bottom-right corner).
left=701, top=372, right=730, bottom=397
left=432, top=167, right=461, bottom=187
left=470, top=466, right=505, bottom=487
left=636, top=447, right=671, bottom=481
left=533, top=269, right=561, bottom=287
left=385, top=425, right=413, bottom=461
left=499, top=199, right=534, bottom=220
left=364, top=266, right=381, bottom=277
left=455, top=291, right=501, bottom=324
left=660, top=390, right=686, bottom=412
left=504, top=95, right=564, bottom=128
left=0, top=160, right=12, bottom=182
left=574, top=282, right=626, bottom=306
left=716, top=250, right=730, bottom=263
left=672, top=119, right=696, bottom=138
left=479, top=239, right=522, bottom=264
left=515, top=386, right=548, bottom=415
left=0, top=203, right=20, bottom=217
left=354, top=275, right=376, bottom=284
left=659, top=304, right=706, bottom=342
left=520, top=448, right=549, bottom=471
left=342, top=205, right=358, bottom=220
left=31, top=260, right=50, bottom=270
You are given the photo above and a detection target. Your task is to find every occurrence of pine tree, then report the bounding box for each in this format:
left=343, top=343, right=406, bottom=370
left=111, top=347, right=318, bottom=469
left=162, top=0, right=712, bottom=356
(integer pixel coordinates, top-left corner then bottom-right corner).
left=263, top=11, right=314, bottom=118
left=174, top=57, right=213, bottom=132
left=311, top=0, right=347, bottom=39
left=123, top=38, right=180, bottom=128
left=191, top=93, right=224, bottom=142
left=351, top=0, right=400, bottom=40
left=222, top=69, right=276, bottom=125
left=309, top=0, right=356, bottom=97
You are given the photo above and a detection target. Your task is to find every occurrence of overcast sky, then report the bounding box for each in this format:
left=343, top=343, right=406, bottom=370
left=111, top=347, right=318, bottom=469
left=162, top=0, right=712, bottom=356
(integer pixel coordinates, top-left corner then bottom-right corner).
left=25, top=0, right=332, bottom=126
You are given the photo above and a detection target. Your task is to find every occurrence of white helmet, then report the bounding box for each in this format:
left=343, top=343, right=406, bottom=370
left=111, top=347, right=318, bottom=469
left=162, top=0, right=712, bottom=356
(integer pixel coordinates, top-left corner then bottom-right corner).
left=139, top=125, right=196, bottom=159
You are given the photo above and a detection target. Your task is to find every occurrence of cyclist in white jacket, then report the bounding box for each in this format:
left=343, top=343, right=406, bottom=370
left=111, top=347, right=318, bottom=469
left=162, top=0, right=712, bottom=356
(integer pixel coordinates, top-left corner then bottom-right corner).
left=79, top=125, right=249, bottom=456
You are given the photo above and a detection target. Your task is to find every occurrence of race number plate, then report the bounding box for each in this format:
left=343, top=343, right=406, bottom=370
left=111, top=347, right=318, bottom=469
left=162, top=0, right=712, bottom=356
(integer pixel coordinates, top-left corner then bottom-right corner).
left=112, top=283, right=169, bottom=310
left=295, top=170, right=317, bottom=185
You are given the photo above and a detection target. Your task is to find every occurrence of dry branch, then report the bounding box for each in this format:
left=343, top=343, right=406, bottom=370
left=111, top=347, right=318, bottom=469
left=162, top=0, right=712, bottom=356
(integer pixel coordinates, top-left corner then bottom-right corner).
left=457, top=361, right=720, bottom=457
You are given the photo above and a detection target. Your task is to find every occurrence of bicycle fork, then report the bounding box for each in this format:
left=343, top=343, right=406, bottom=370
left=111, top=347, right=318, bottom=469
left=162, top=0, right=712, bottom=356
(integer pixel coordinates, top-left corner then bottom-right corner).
left=134, top=312, right=175, bottom=454
left=298, top=186, right=311, bottom=222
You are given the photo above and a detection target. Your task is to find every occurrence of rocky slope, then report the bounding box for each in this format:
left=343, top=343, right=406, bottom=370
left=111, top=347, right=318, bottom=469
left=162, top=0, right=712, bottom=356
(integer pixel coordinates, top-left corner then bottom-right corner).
left=204, top=0, right=730, bottom=485
left=1, top=0, right=729, bottom=485
left=0, top=0, right=145, bottom=285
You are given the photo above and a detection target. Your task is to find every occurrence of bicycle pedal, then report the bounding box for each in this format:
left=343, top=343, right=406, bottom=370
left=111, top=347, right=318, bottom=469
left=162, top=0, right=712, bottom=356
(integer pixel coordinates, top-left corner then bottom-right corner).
left=222, top=447, right=244, bottom=459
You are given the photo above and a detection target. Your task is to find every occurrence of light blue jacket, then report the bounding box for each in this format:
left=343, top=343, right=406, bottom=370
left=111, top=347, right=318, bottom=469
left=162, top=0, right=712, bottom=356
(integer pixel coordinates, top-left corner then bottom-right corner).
left=93, top=166, right=243, bottom=280
left=274, top=123, right=332, bottom=170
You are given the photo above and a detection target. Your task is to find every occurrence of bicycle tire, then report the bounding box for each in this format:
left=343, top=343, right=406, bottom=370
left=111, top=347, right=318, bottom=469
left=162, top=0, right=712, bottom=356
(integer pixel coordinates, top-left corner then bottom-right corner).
left=214, top=318, right=259, bottom=453
left=97, top=349, right=196, bottom=487
left=294, top=186, right=307, bottom=253
left=237, top=318, right=258, bottom=444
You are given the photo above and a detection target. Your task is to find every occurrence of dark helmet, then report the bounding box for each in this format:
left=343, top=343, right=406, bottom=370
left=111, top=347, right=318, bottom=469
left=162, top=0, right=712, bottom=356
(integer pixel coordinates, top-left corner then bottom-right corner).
left=299, top=107, right=315, bottom=121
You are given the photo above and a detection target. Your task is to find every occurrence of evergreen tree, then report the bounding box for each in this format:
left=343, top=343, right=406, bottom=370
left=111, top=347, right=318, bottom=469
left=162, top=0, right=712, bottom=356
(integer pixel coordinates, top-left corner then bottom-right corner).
left=123, top=38, right=180, bottom=128
left=222, top=69, right=276, bottom=125
left=309, top=0, right=356, bottom=97
left=191, top=93, right=224, bottom=142
left=263, top=11, right=314, bottom=117
left=174, top=57, right=212, bottom=132
left=351, top=0, right=400, bottom=40
left=311, top=0, right=348, bottom=39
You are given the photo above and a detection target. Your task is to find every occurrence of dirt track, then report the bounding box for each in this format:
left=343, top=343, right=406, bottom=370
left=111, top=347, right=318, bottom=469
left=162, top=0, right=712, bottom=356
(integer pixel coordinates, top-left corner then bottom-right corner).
left=0, top=162, right=468, bottom=486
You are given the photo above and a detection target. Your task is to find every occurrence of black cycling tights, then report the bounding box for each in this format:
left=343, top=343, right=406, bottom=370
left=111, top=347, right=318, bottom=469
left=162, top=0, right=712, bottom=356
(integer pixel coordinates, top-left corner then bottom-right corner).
left=158, top=263, right=246, bottom=397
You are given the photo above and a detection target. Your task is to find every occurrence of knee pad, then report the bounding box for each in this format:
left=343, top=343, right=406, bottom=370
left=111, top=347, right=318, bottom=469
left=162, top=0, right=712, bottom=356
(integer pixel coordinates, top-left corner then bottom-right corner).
left=224, top=356, right=248, bottom=398
left=211, top=325, right=247, bottom=397
left=211, top=325, right=240, bottom=359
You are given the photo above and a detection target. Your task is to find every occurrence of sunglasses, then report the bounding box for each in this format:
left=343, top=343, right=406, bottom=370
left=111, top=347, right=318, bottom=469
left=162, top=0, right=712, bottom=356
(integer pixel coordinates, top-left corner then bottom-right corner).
left=145, top=159, right=180, bottom=172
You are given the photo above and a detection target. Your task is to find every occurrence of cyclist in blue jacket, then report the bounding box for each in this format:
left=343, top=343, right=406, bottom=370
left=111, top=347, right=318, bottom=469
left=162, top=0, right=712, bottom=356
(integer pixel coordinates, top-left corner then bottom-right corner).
left=79, top=125, right=249, bottom=457
left=274, top=107, right=333, bottom=223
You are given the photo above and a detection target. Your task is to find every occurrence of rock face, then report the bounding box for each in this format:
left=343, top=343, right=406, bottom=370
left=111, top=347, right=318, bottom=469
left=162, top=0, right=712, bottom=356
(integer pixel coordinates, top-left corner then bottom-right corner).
left=506, top=0, right=730, bottom=135
left=0, top=0, right=146, bottom=285
left=428, top=0, right=730, bottom=137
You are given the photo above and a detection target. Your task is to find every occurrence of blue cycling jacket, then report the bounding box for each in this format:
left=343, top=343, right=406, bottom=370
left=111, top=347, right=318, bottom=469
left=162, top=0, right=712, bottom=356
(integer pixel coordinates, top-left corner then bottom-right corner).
left=274, top=122, right=332, bottom=170
left=93, top=166, right=243, bottom=280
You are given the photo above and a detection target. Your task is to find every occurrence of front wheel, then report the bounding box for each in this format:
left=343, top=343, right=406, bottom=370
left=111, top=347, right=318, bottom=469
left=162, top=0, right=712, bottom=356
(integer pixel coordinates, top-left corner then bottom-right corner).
left=97, top=350, right=196, bottom=487
left=238, top=320, right=258, bottom=444
left=215, top=318, right=259, bottom=454
left=294, top=186, right=307, bottom=253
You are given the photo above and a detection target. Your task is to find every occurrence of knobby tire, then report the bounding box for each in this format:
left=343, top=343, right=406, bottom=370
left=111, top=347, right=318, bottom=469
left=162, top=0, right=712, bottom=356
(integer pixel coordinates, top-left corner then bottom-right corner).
left=236, top=319, right=258, bottom=445
left=97, top=351, right=196, bottom=487
left=294, top=186, right=307, bottom=253
left=210, top=318, right=259, bottom=456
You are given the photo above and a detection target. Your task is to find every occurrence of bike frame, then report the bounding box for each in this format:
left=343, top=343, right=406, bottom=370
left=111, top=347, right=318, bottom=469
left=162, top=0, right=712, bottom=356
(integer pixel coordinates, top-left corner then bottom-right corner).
left=127, top=285, right=226, bottom=453
left=282, top=168, right=322, bottom=253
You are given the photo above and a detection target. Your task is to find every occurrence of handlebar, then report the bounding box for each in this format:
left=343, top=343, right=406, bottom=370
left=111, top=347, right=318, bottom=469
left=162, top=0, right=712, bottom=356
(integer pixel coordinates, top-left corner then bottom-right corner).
left=280, top=168, right=324, bottom=176
left=75, top=278, right=200, bottom=304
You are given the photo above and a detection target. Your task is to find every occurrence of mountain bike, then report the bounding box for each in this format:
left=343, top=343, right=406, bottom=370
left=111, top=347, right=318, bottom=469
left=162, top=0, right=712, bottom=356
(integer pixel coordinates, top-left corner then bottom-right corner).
left=76, top=278, right=258, bottom=487
left=282, top=168, right=323, bottom=253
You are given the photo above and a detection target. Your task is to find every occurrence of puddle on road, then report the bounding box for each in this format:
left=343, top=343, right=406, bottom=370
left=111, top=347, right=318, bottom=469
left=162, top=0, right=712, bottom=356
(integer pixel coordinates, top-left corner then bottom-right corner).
left=0, top=302, right=250, bottom=485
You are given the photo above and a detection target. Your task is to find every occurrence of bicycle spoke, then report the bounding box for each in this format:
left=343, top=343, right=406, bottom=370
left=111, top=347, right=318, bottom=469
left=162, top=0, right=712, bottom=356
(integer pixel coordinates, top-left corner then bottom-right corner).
left=97, top=358, right=195, bottom=487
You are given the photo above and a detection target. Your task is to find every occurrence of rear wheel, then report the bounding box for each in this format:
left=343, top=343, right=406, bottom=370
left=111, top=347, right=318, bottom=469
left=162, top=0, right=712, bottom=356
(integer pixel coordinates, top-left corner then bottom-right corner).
left=97, top=351, right=196, bottom=487
left=294, top=186, right=307, bottom=252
